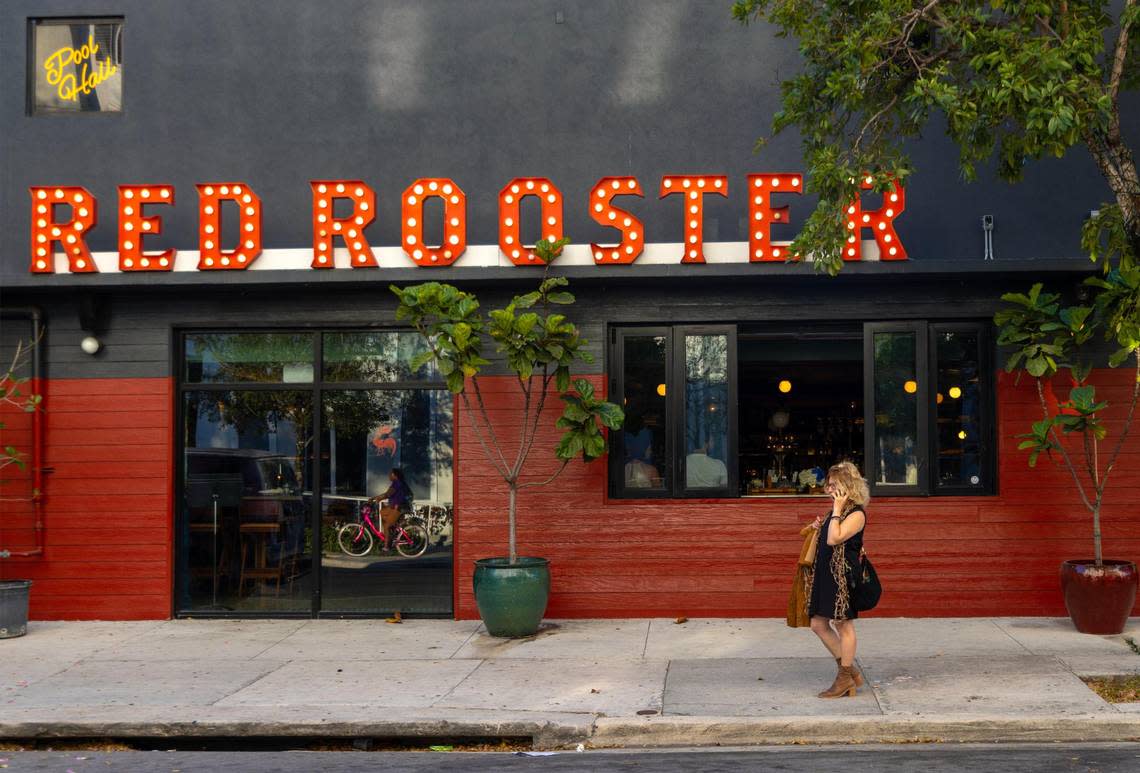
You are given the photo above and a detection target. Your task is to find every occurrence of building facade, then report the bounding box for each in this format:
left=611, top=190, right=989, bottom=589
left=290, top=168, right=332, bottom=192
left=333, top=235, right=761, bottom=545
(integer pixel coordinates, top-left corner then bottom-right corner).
left=2, top=1, right=1137, bottom=621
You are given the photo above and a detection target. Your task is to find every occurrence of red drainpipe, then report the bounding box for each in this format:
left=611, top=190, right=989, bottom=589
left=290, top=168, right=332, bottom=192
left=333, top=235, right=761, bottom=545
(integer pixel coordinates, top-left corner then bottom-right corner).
left=1, top=306, right=45, bottom=560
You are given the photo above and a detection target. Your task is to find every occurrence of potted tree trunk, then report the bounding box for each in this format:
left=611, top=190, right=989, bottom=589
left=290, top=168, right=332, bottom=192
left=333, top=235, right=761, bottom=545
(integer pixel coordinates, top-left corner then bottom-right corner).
left=391, top=239, right=624, bottom=637
left=996, top=253, right=1140, bottom=634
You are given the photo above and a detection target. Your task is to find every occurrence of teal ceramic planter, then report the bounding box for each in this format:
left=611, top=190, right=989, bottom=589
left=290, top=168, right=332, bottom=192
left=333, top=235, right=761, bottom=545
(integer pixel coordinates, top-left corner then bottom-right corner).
left=472, top=557, right=550, bottom=638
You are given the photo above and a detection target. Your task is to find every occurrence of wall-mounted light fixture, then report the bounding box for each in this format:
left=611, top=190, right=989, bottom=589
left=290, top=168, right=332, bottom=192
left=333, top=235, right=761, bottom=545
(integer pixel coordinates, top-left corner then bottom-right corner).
left=80, top=335, right=102, bottom=355
left=78, top=294, right=108, bottom=356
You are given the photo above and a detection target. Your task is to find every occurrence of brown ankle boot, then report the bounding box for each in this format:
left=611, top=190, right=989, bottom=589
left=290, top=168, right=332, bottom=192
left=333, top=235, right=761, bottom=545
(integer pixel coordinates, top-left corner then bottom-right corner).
left=818, top=665, right=858, bottom=698
left=837, top=657, right=864, bottom=688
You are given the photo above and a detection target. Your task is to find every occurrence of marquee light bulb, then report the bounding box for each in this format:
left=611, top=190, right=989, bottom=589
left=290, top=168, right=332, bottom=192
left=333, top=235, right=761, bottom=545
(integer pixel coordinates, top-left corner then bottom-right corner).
left=949, top=386, right=962, bottom=399
left=656, top=383, right=667, bottom=397
left=778, top=380, right=792, bottom=394
left=904, top=380, right=918, bottom=394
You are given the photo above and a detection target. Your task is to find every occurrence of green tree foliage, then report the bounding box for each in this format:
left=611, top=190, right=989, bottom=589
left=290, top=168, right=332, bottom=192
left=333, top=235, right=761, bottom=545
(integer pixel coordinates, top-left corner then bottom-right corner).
left=734, top=2, right=1140, bottom=564
left=391, top=239, right=624, bottom=564
left=732, top=0, right=1138, bottom=275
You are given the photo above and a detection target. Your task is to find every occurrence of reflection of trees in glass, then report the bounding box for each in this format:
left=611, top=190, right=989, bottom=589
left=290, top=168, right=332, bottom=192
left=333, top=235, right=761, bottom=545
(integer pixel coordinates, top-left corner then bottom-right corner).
left=185, top=333, right=313, bottom=383
left=323, top=332, right=438, bottom=382
left=686, top=335, right=728, bottom=382
left=322, top=389, right=453, bottom=500
left=685, top=335, right=729, bottom=457
left=873, top=333, right=917, bottom=483
left=184, top=390, right=313, bottom=490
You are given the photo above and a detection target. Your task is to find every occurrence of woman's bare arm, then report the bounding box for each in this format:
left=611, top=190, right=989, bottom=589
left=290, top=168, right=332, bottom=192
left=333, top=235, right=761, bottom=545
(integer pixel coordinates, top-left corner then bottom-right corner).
left=826, top=509, right=865, bottom=546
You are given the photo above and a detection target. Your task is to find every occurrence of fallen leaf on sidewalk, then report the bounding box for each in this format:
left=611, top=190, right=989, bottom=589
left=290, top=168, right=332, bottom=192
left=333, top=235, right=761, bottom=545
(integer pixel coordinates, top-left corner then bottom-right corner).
left=386, top=611, right=403, bottom=624
left=674, top=616, right=688, bottom=624
left=590, top=688, right=600, bottom=693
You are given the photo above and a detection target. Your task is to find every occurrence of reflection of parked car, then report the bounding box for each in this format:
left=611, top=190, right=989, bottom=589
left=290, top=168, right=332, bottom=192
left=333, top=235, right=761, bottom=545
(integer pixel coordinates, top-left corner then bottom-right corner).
left=185, top=449, right=308, bottom=594
left=186, top=448, right=302, bottom=498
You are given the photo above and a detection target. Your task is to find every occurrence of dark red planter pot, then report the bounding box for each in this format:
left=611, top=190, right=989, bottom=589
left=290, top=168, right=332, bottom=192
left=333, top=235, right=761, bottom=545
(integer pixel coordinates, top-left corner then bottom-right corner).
left=1060, top=560, right=1138, bottom=635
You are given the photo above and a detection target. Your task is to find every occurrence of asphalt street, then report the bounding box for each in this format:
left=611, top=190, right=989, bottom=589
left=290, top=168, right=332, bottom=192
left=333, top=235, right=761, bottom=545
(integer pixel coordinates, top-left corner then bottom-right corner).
left=3, top=744, right=1140, bottom=772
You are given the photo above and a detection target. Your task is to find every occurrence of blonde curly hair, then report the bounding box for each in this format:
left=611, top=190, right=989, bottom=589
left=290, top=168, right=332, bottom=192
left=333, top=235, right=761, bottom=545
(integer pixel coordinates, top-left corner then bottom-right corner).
left=827, top=461, right=870, bottom=507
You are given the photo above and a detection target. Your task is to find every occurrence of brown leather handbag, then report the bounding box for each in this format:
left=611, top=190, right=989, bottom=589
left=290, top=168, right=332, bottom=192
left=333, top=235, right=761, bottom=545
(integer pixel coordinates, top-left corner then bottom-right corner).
left=786, top=524, right=819, bottom=627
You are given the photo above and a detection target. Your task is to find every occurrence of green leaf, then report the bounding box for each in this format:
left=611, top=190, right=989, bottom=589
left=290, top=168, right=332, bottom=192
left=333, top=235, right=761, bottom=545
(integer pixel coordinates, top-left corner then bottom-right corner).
left=547, top=292, right=575, bottom=305
left=595, top=401, right=625, bottom=430
left=1025, top=356, right=1049, bottom=377
left=555, top=367, right=570, bottom=392
left=515, top=313, right=539, bottom=335
left=409, top=350, right=436, bottom=374
left=445, top=371, right=465, bottom=394
left=515, top=292, right=541, bottom=309
left=572, top=378, right=595, bottom=401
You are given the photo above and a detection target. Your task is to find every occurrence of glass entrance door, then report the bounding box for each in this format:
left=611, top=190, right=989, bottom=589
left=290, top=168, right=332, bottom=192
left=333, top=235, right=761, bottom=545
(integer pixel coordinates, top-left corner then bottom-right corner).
left=318, top=389, right=453, bottom=615
left=176, top=330, right=454, bottom=617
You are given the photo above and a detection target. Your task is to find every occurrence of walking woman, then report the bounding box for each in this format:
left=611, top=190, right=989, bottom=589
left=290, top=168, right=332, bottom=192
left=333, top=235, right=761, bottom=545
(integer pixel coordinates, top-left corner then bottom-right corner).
left=807, top=461, right=869, bottom=698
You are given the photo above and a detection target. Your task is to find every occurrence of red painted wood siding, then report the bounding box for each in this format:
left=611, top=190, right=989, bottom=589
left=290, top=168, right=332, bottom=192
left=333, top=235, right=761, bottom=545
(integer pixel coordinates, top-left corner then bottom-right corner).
left=0, top=378, right=173, bottom=620
left=6, top=369, right=1136, bottom=621
left=454, top=370, right=1140, bottom=619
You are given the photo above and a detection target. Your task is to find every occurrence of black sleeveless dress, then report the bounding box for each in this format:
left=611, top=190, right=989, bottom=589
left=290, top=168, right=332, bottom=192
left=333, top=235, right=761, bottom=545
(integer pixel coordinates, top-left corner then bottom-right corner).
left=807, top=507, right=865, bottom=621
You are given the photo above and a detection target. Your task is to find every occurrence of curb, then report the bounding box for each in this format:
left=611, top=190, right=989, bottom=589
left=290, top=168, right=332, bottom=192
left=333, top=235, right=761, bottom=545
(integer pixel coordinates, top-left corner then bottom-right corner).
left=0, top=709, right=595, bottom=751
left=3, top=711, right=1140, bottom=749
left=590, top=714, right=1140, bottom=748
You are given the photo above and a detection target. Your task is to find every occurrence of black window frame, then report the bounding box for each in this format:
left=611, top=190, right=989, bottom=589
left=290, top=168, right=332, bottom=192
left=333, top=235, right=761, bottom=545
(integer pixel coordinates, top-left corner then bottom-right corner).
left=609, top=324, right=738, bottom=499
left=609, top=320, right=995, bottom=500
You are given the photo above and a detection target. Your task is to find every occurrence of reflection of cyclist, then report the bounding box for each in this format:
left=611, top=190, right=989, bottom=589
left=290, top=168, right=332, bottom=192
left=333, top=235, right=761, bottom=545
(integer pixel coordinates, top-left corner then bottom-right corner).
left=369, top=468, right=413, bottom=551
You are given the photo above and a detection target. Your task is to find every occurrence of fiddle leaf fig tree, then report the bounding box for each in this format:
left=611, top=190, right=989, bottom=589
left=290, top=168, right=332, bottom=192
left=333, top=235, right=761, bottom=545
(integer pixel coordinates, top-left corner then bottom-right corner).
left=995, top=267, right=1140, bottom=566
left=391, top=238, right=624, bottom=564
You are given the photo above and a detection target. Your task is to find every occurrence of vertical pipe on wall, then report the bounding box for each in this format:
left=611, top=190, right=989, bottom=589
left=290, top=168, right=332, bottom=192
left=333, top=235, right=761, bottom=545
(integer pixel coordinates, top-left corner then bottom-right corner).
left=0, top=307, right=45, bottom=559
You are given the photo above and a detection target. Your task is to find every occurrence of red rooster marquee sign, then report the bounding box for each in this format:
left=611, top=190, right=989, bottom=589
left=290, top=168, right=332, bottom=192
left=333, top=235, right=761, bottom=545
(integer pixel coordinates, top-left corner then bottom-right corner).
left=28, top=174, right=906, bottom=274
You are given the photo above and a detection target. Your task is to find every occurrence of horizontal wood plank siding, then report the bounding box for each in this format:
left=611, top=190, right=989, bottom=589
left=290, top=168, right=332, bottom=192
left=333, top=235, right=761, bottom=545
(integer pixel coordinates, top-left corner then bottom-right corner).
left=0, top=377, right=172, bottom=620
left=454, top=369, right=1140, bottom=620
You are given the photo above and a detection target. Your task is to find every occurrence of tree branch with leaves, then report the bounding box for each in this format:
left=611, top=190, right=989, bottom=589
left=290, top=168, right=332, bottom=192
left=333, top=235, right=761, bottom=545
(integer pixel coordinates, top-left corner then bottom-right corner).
left=733, top=0, right=1139, bottom=275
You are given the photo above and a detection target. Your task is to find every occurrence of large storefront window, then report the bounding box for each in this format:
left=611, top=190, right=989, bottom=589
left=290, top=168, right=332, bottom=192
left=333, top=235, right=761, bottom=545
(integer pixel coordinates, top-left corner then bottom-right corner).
left=610, top=321, right=992, bottom=499
left=739, top=327, right=864, bottom=496
left=177, top=330, right=453, bottom=617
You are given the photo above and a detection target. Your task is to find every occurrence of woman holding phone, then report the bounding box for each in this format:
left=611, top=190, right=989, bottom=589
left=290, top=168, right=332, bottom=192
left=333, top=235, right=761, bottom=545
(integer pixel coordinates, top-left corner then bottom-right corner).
left=807, top=461, right=869, bottom=698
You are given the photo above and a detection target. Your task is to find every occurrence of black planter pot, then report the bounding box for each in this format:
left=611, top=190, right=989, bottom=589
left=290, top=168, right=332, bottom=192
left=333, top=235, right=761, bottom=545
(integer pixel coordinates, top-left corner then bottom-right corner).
left=1060, top=560, right=1138, bottom=635
left=472, top=557, right=550, bottom=638
left=0, top=580, right=33, bottom=639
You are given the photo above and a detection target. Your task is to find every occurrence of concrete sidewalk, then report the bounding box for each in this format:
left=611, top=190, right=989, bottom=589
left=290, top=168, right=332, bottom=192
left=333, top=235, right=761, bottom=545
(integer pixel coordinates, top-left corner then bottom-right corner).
left=1, top=617, right=1139, bottom=748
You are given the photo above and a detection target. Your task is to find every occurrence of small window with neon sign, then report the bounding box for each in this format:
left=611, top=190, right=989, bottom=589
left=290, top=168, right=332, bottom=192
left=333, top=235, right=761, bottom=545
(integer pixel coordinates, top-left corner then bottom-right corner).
left=28, top=17, right=123, bottom=115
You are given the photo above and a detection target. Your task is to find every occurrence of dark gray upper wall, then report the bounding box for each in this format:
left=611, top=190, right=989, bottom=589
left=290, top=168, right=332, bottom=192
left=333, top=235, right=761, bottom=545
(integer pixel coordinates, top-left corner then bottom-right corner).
left=3, top=0, right=1137, bottom=286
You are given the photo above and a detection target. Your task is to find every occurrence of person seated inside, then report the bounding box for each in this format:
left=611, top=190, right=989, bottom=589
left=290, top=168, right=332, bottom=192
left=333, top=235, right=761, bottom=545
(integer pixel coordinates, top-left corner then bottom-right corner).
left=686, top=437, right=728, bottom=488
left=625, top=444, right=663, bottom=489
